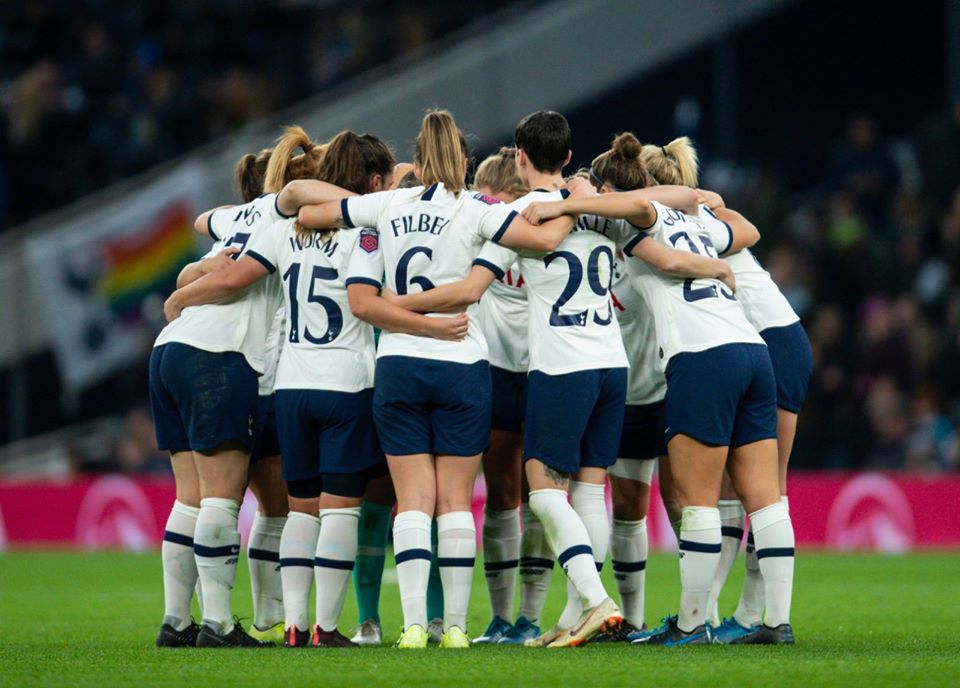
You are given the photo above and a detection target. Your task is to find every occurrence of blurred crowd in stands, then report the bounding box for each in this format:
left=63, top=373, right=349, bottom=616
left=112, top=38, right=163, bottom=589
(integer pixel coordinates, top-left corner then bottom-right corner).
left=1, top=1, right=958, bottom=476
left=0, top=0, right=517, bottom=229
left=722, top=105, right=960, bottom=473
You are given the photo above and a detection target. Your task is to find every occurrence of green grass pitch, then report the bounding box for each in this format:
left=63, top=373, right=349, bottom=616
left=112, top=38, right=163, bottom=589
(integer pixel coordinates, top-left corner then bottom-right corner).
left=0, top=551, right=958, bottom=687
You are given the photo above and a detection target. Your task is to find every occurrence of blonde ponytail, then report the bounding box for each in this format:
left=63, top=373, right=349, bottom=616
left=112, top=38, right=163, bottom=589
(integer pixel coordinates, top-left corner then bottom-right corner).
left=474, top=146, right=527, bottom=200
left=415, top=109, right=467, bottom=195
left=640, top=136, right=699, bottom=188
left=263, top=125, right=325, bottom=193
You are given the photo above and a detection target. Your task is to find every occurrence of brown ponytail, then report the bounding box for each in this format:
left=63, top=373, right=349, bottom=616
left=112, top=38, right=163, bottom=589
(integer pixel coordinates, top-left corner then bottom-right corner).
left=233, top=147, right=272, bottom=202
left=295, top=130, right=396, bottom=243
left=640, top=136, right=699, bottom=187
left=474, top=146, right=527, bottom=201
left=263, top=125, right=325, bottom=193
left=590, top=132, right=652, bottom=192
left=414, top=109, right=467, bottom=195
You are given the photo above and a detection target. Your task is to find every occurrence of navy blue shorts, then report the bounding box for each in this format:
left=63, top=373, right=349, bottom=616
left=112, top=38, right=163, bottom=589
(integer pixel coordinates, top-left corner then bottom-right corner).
left=490, top=366, right=527, bottom=433
left=760, top=322, right=813, bottom=414
left=523, top=368, right=627, bottom=475
left=251, top=394, right=281, bottom=463
left=275, top=388, right=385, bottom=498
left=149, top=343, right=258, bottom=454
left=373, top=356, right=491, bottom=456
left=664, top=343, right=777, bottom=448
left=618, top=401, right=667, bottom=460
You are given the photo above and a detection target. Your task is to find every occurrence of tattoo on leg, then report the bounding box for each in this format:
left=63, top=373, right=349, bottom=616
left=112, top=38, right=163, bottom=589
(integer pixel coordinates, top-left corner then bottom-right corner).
left=543, top=464, right=569, bottom=487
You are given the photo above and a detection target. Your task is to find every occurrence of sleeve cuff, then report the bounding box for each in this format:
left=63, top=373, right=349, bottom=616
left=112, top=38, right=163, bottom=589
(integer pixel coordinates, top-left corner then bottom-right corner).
left=560, top=188, right=571, bottom=199
left=340, top=198, right=355, bottom=228
left=623, top=231, right=650, bottom=255
left=491, top=209, right=518, bottom=244
left=721, top=221, right=734, bottom=255
left=206, top=213, right=219, bottom=240
left=246, top=250, right=276, bottom=274
left=275, top=194, right=295, bottom=219
left=345, top=276, right=381, bottom=289
left=472, top=258, right=505, bottom=280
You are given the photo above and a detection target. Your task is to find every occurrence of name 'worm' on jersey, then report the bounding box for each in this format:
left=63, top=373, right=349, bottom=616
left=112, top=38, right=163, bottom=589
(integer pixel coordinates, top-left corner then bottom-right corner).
left=624, top=200, right=764, bottom=369
left=611, top=255, right=666, bottom=405
left=244, top=220, right=382, bottom=393
left=341, top=183, right=518, bottom=365
left=154, top=193, right=285, bottom=375
left=497, top=189, right=633, bottom=376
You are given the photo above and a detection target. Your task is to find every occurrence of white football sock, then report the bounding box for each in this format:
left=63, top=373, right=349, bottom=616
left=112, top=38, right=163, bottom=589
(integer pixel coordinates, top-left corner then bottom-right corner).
left=394, top=510, right=432, bottom=631
left=194, top=498, right=241, bottom=633
left=247, top=513, right=286, bottom=630
left=750, top=502, right=795, bottom=627
left=482, top=507, right=520, bottom=622
left=529, top=489, right=607, bottom=610
left=437, top=511, right=476, bottom=632
left=677, top=506, right=721, bottom=632
left=518, top=502, right=554, bottom=623
left=556, top=482, right=609, bottom=627
left=611, top=518, right=647, bottom=628
left=161, top=500, right=200, bottom=630
left=314, top=507, right=360, bottom=632
left=734, top=526, right=764, bottom=627
left=279, top=511, right=320, bottom=631
left=707, top=499, right=745, bottom=626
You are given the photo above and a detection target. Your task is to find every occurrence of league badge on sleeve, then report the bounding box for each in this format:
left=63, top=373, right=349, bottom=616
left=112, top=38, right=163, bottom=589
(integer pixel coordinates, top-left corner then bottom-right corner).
left=359, top=229, right=379, bottom=254
left=472, top=192, right=502, bottom=206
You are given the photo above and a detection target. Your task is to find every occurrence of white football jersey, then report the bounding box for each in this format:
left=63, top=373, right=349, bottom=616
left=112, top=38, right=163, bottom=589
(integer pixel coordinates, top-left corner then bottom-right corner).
left=245, top=220, right=381, bottom=393
left=154, top=194, right=286, bottom=374
left=342, top=183, right=516, bottom=364
left=624, top=201, right=764, bottom=369
left=697, top=205, right=800, bottom=332
left=611, top=256, right=666, bottom=405
left=476, top=249, right=528, bottom=373
left=504, top=190, right=631, bottom=375
left=258, top=307, right=284, bottom=395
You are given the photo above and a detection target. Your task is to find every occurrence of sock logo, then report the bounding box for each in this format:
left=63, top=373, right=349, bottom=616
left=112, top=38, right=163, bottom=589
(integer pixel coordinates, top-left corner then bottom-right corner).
left=225, top=557, right=239, bottom=565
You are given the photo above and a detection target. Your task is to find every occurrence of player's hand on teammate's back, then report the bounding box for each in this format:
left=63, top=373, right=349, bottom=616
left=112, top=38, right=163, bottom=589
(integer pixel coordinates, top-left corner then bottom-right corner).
left=202, top=246, right=241, bottom=273
left=564, top=175, right=595, bottom=198
left=163, top=296, right=182, bottom=323
left=719, top=263, right=737, bottom=294
left=521, top=202, right=557, bottom=225
left=428, top=312, right=469, bottom=341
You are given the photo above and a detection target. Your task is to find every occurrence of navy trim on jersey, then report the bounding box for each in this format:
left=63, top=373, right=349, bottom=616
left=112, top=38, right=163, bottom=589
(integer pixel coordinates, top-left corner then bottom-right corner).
left=206, top=213, right=219, bottom=241
left=345, top=276, right=382, bottom=289
left=560, top=188, right=571, bottom=199
left=275, top=194, right=295, bottom=219
left=491, top=210, right=519, bottom=244
left=721, top=221, right=734, bottom=254
left=340, top=198, right=355, bottom=228
left=246, top=250, right=276, bottom=274
left=421, top=183, right=439, bottom=201
left=623, top=230, right=649, bottom=255
left=627, top=202, right=658, bottom=231
left=472, top=257, right=505, bottom=280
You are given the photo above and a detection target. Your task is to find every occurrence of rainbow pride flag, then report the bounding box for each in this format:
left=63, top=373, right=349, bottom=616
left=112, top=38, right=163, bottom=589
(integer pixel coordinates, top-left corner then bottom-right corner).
left=97, top=201, right=198, bottom=317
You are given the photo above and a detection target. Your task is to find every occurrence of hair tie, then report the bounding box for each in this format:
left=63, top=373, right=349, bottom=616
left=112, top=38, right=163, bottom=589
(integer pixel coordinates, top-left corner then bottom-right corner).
left=660, top=146, right=669, bottom=157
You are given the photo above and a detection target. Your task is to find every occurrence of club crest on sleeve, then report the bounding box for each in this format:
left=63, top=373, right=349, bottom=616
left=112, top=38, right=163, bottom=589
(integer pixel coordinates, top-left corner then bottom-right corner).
left=472, top=192, right=502, bottom=206
left=359, top=229, right=379, bottom=253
